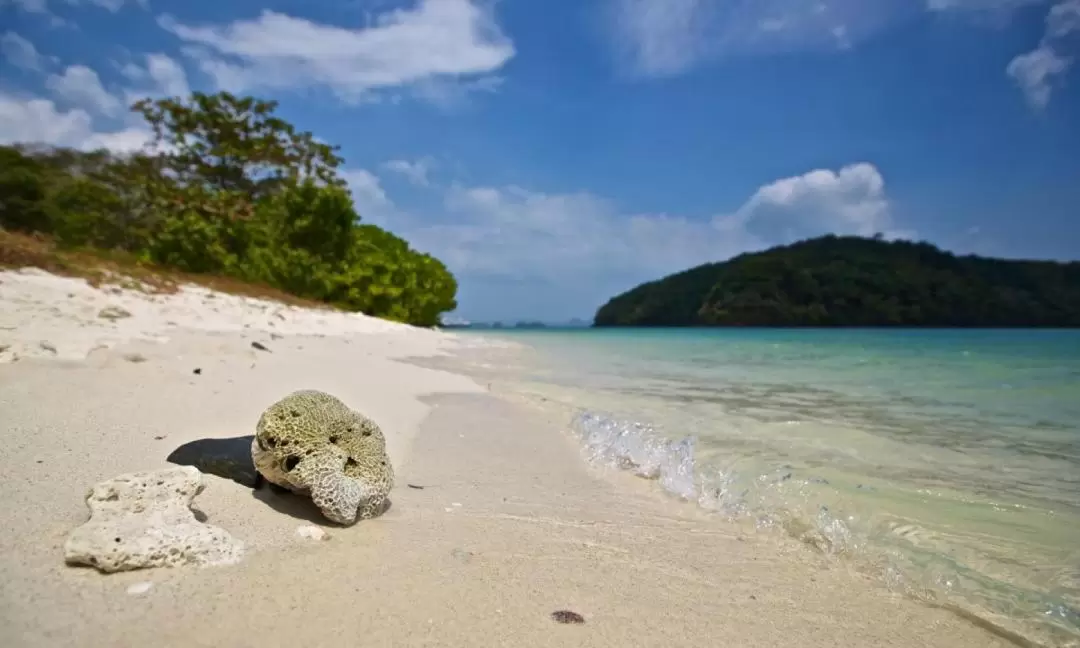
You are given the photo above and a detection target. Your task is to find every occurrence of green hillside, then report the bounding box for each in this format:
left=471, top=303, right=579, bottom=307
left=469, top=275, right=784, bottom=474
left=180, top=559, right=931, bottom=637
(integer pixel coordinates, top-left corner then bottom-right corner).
left=593, top=235, right=1080, bottom=327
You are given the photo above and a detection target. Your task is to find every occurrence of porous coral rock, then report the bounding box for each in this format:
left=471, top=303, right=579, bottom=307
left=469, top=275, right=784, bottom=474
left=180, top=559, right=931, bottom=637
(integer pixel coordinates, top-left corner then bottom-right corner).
left=64, top=466, right=244, bottom=573
left=252, top=390, right=394, bottom=525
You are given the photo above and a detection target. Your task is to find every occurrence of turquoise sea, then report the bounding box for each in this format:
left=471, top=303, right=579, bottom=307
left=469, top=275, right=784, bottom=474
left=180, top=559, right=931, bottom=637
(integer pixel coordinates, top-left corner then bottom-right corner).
left=451, top=328, right=1080, bottom=647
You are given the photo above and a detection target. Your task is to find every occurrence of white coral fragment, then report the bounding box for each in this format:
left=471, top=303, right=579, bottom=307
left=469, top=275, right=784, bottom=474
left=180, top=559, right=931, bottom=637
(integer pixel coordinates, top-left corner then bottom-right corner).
left=64, top=466, right=244, bottom=573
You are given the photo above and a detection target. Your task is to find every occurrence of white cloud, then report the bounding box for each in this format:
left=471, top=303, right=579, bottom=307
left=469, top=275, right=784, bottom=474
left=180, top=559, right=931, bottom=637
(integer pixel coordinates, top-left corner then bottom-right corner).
left=1, top=32, right=47, bottom=70
left=1047, top=0, right=1080, bottom=36
left=160, top=0, right=515, bottom=104
left=397, top=164, right=902, bottom=300
left=3, top=0, right=49, bottom=12
left=399, top=184, right=746, bottom=286
left=3, top=41, right=163, bottom=146
left=383, top=163, right=907, bottom=319
left=143, top=53, right=190, bottom=97
left=608, top=0, right=1059, bottom=77
left=81, top=126, right=153, bottom=152
left=85, top=0, right=137, bottom=10
left=341, top=169, right=396, bottom=227
left=607, top=0, right=915, bottom=76
left=45, top=65, right=122, bottom=117
left=1006, top=0, right=1080, bottom=109
left=121, top=53, right=191, bottom=100
left=925, top=0, right=1045, bottom=10
left=734, top=163, right=902, bottom=239
left=408, top=74, right=504, bottom=108
left=610, top=0, right=711, bottom=76
left=382, top=157, right=433, bottom=186
left=2, top=0, right=144, bottom=13
left=1007, top=46, right=1070, bottom=108
left=0, top=92, right=151, bottom=152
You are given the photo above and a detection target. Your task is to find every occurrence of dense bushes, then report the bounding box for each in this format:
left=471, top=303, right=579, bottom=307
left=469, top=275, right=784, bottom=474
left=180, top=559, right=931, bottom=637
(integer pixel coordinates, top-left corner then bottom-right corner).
left=0, top=92, right=456, bottom=327
left=594, top=235, right=1080, bottom=327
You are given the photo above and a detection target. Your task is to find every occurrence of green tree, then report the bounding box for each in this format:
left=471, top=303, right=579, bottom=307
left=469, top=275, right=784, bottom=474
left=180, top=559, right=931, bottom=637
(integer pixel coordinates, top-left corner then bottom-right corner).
left=132, top=92, right=344, bottom=205
left=0, top=146, right=50, bottom=233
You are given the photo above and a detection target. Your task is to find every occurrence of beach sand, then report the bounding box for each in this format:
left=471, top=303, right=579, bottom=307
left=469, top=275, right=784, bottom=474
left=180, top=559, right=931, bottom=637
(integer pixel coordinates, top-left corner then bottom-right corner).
left=0, top=268, right=1013, bottom=647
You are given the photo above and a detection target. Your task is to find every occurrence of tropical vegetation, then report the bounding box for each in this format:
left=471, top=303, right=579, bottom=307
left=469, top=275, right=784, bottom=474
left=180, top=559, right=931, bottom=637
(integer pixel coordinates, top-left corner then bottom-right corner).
left=593, top=235, right=1080, bottom=327
left=0, top=92, right=456, bottom=327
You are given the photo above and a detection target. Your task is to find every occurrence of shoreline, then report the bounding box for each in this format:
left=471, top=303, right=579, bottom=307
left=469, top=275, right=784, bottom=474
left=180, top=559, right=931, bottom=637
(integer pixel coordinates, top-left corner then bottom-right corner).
left=0, top=269, right=1016, bottom=647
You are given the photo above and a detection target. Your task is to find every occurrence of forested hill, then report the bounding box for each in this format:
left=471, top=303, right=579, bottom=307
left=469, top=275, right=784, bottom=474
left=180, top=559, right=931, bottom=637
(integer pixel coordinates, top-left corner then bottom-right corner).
left=593, top=235, right=1080, bottom=327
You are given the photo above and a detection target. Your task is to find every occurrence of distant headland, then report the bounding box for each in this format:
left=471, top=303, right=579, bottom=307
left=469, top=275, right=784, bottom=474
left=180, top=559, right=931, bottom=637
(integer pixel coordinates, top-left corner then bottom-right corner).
left=593, top=235, right=1080, bottom=328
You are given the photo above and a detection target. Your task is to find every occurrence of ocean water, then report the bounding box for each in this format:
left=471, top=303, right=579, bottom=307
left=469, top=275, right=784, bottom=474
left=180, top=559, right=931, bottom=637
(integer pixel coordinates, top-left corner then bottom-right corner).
left=450, top=328, right=1080, bottom=646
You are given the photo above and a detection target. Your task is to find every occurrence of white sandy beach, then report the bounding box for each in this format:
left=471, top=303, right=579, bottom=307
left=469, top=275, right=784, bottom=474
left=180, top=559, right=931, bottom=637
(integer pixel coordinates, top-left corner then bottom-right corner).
left=0, top=268, right=1016, bottom=648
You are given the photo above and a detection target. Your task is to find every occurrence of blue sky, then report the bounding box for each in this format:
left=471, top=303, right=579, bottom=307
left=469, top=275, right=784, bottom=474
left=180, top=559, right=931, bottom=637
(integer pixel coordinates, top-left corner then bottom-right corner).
left=2, top=0, right=1078, bottom=322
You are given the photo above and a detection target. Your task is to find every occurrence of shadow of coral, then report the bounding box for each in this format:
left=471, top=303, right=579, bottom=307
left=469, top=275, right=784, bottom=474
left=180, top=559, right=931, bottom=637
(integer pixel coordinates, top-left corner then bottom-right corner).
left=251, top=488, right=393, bottom=526
left=166, top=435, right=261, bottom=488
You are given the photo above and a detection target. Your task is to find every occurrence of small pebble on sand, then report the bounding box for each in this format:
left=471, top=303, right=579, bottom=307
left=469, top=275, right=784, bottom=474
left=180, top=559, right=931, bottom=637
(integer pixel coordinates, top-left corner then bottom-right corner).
left=296, top=525, right=328, bottom=541
left=126, top=582, right=153, bottom=596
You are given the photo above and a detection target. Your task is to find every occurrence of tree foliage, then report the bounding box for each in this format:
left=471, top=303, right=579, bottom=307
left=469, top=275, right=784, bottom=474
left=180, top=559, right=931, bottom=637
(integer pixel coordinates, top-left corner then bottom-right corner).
left=133, top=92, right=344, bottom=206
left=593, top=235, right=1080, bottom=327
left=0, top=91, right=456, bottom=327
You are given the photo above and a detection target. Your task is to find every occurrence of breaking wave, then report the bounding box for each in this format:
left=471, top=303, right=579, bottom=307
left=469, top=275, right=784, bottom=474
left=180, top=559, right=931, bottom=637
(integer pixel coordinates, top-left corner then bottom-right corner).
left=570, top=410, right=1080, bottom=648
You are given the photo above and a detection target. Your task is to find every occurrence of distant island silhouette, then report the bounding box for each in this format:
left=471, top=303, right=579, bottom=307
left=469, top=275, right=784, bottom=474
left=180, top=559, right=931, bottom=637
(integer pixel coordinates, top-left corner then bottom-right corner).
left=593, top=235, right=1080, bottom=328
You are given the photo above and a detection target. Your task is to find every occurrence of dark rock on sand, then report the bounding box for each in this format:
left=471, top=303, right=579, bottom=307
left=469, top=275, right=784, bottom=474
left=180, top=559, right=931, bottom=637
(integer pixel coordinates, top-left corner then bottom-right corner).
left=166, top=436, right=262, bottom=489
left=550, top=610, right=585, bottom=624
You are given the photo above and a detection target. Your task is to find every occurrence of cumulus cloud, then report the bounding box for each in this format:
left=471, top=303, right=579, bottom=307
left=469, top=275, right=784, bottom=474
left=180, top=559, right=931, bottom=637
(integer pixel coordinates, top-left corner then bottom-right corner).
left=382, top=163, right=908, bottom=320
left=1, top=32, right=48, bottom=70
left=382, top=157, right=434, bottom=186
left=0, top=92, right=151, bottom=152
left=2, top=34, right=160, bottom=151
left=1007, top=0, right=1080, bottom=109
left=160, top=0, right=514, bottom=104
left=142, top=53, right=191, bottom=97
left=733, top=163, right=903, bottom=240
left=44, top=65, right=123, bottom=117
left=121, top=53, right=191, bottom=102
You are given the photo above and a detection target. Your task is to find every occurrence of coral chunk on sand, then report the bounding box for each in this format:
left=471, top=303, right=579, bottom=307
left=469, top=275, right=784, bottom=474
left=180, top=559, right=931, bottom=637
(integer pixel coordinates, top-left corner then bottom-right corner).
left=64, top=466, right=244, bottom=573
left=252, top=390, right=395, bottom=525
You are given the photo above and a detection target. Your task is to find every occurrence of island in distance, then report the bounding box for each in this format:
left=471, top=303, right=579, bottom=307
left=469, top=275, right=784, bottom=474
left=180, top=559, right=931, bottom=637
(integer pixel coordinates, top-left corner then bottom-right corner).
left=593, top=235, right=1080, bottom=328
left=441, top=318, right=590, bottom=330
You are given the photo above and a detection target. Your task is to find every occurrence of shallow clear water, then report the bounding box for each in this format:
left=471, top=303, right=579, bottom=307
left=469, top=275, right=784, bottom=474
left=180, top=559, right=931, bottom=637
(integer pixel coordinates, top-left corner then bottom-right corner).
left=452, top=328, right=1080, bottom=646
